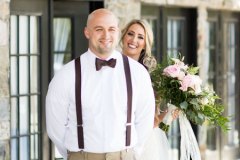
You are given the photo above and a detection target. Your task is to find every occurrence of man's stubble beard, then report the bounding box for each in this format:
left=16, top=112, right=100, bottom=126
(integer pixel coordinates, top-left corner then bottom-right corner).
left=97, top=43, right=117, bottom=55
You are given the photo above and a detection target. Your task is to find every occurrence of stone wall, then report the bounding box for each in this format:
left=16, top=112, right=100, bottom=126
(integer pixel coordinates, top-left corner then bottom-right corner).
left=105, top=0, right=141, bottom=30
left=141, top=0, right=240, bottom=11
left=197, top=5, right=208, bottom=86
left=0, top=0, right=10, bottom=159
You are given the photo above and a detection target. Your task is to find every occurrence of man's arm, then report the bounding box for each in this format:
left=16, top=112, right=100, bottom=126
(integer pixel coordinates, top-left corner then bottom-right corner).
left=133, top=70, right=155, bottom=158
left=45, top=69, right=71, bottom=159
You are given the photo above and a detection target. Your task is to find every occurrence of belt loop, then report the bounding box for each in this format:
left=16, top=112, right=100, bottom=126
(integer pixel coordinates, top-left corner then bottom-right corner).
left=84, top=151, right=87, bottom=159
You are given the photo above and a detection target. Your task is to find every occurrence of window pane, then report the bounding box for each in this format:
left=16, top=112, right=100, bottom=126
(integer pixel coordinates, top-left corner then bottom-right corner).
left=30, top=16, right=39, bottom=54
left=31, top=96, right=39, bottom=133
left=167, top=19, right=172, bottom=49
left=209, top=22, right=216, bottom=46
left=31, top=135, right=39, bottom=159
left=11, top=98, right=18, bottom=136
left=11, top=138, right=18, bottom=160
left=10, top=14, right=41, bottom=160
left=167, top=19, right=184, bottom=56
left=10, top=15, right=17, bottom=54
left=19, top=16, right=29, bottom=54
left=11, top=57, right=18, bottom=95
left=19, top=97, right=29, bottom=134
left=30, top=56, right=39, bottom=93
left=20, top=136, right=29, bottom=160
left=19, top=56, right=29, bottom=94
left=53, top=18, right=72, bottom=73
left=225, top=22, right=238, bottom=147
left=143, top=18, right=158, bottom=57
left=173, top=20, right=178, bottom=48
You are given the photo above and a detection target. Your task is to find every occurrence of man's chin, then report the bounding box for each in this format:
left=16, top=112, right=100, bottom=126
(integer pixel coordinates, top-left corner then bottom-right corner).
left=99, top=48, right=114, bottom=55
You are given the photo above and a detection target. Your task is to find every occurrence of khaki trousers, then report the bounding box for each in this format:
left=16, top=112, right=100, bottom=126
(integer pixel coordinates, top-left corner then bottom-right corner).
left=67, top=150, right=135, bottom=160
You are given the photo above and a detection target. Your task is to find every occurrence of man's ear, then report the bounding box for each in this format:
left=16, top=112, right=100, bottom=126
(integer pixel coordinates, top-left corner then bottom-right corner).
left=84, top=27, right=90, bottom=39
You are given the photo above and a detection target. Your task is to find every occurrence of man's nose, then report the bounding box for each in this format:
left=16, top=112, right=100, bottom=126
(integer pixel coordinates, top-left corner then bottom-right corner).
left=103, top=30, right=110, bottom=38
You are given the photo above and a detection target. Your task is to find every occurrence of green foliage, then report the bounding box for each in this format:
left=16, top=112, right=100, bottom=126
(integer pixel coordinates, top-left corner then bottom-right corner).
left=150, top=57, right=230, bottom=132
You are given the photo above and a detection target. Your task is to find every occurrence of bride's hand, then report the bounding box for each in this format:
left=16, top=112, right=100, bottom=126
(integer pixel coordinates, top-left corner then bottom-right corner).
left=154, top=108, right=179, bottom=127
left=171, top=109, right=179, bottom=120
left=154, top=109, right=168, bottom=127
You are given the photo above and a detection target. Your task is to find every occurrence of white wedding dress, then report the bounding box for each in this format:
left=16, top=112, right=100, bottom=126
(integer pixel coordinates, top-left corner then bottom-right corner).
left=140, top=127, right=170, bottom=160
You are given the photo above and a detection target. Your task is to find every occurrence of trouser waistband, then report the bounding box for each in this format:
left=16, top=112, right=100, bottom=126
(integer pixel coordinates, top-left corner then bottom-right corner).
left=67, top=149, right=134, bottom=160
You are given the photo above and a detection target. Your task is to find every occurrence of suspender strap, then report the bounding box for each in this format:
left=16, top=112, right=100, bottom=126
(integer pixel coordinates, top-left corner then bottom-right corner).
left=74, top=55, right=133, bottom=149
left=122, top=54, right=133, bottom=146
left=75, top=57, right=84, bottom=149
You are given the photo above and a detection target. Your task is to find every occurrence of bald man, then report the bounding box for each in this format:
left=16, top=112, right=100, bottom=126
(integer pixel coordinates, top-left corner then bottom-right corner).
left=46, top=8, right=155, bottom=160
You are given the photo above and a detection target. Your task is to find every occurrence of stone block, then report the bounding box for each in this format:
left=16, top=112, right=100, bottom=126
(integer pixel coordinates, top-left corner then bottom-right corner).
left=0, top=121, right=10, bottom=140
left=0, top=1, right=10, bottom=20
left=0, top=140, right=10, bottom=160
left=105, top=0, right=141, bottom=29
left=0, top=98, right=10, bottom=121
left=0, top=20, right=8, bottom=46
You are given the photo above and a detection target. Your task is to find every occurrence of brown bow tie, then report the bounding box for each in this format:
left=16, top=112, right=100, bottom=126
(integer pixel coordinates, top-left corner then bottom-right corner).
left=95, top=58, right=117, bottom=71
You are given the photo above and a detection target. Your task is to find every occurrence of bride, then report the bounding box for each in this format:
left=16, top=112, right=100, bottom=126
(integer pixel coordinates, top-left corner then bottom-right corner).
left=120, top=19, right=177, bottom=160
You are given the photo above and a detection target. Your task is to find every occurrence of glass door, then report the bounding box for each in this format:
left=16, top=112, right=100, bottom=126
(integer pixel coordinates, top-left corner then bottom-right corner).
left=10, top=0, right=50, bottom=159
left=10, top=14, right=41, bottom=160
left=52, top=1, right=103, bottom=159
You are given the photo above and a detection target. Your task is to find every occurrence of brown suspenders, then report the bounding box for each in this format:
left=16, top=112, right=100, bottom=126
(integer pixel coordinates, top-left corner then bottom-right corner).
left=75, top=57, right=84, bottom=149
left=74, top=54, right=133, bottom=149
left=122, top=55, right=132, bottom=147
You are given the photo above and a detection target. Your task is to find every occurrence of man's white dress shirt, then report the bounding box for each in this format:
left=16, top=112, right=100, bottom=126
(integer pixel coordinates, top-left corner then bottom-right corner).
left=46, top=49, right=155, bottom=159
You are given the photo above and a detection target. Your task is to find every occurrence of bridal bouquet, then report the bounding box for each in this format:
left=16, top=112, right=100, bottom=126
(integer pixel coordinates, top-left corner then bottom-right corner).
left=150, top=56, right=229, bottom=160
left=151, top=56, right=229, bottom=131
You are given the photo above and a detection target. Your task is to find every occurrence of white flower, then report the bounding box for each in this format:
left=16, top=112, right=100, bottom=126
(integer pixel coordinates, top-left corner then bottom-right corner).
left=200, top=97, right=209, bottom=105
left=171, top=58, right=188, bottom=71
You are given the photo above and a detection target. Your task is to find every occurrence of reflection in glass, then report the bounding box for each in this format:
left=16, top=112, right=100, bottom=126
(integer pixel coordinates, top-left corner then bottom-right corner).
left=20, top=137, right=29, bottom=160
left=31, top=135, right=39, bottom=159
left=30, top=56, right=38, bottom=93
left=31, top=96, right=38, bottom=133
left=144, top=18, right=158, bottom=57
left=226, top=22, right=237, bottom=146
left=11, top=139, right=18, bottom=160
left=167, top=19, right=184, bottom=58
left=19, top=56, right=29, bottom=94
left=19, top=16, right=29, bottom=54
left=10, top=57, right=18, bottom=95
left=30, top=16, right=39, bottom=54
left=167, top=20, right=172, bottom=49
left=10, top=15, right=17, bottom=54
left=19, top=97, right=29, bottom=134
left=11, top=98, right=18, bottom=136
left=206, top=22, right=217, bottom=89
left=54, top=18, right=72, bottom=73
left=10, top=14, right=41, bottom=160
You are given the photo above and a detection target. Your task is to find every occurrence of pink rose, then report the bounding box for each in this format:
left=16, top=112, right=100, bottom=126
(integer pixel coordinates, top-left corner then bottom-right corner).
left=163, top=64, right=185, bottom=79
left=180, top=74, right=202, bottom=94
